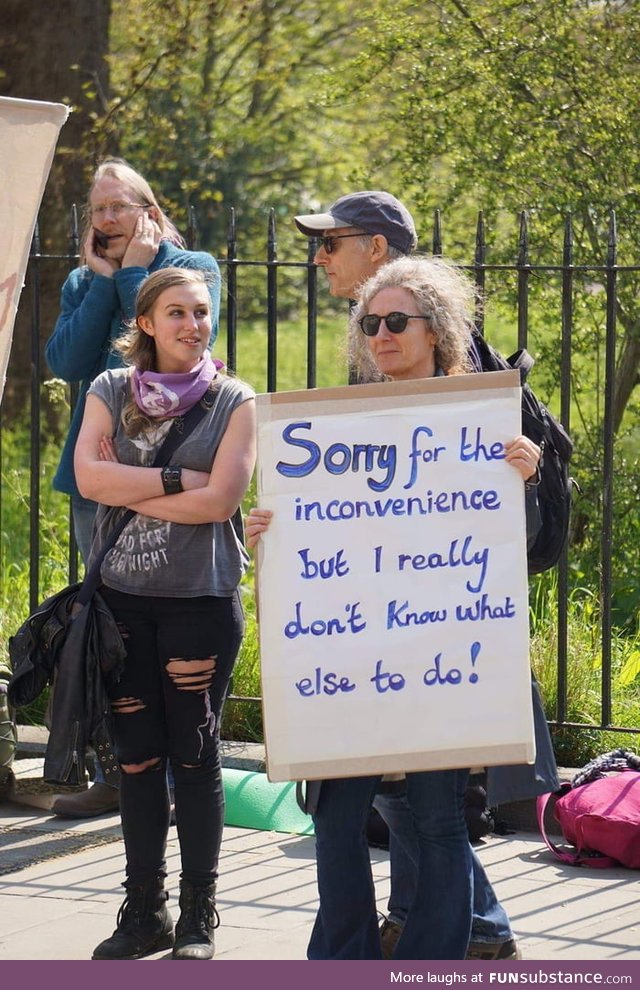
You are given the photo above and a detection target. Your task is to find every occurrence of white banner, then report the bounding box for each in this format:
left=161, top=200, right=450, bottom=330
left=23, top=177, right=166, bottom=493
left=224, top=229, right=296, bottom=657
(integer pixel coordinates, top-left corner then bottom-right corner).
left=0, top=96, right=69, bottom=403
left=256, top=371, right=535, bottom=782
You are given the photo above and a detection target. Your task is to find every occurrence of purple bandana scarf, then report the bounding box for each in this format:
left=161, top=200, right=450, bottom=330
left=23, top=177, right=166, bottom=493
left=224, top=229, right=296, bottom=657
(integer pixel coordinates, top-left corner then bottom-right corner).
left=131, top=354, right=222, bottom=418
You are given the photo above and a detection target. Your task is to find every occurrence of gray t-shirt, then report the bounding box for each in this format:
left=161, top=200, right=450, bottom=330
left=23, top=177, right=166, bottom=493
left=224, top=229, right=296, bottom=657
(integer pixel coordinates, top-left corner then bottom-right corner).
left=87, top=368, right=254, bottom=598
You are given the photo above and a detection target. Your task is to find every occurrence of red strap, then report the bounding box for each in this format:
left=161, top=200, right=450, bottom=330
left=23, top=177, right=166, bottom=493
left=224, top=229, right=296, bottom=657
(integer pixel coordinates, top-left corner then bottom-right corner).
left=536, top=791, right=618, bottom=869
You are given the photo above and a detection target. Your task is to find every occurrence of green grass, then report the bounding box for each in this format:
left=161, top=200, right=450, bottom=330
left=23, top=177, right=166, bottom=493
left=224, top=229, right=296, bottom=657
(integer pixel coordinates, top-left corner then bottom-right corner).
left=529, top=573, right=640, bottom=765
left=0, top=423, right=73, bottom=721
left=1, top=426, right=71, bottom=646
left=215, top=311, right=349, bottom=393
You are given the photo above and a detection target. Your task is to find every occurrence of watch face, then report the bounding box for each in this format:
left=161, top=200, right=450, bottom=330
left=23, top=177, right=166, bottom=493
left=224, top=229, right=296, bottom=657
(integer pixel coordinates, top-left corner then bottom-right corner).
left=162, top=466, right=183, bottom=493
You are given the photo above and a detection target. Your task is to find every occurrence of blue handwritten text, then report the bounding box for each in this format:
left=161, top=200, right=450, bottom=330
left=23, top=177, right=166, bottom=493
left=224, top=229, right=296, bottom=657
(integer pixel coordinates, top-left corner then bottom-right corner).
left=298, top=547, right=349, bottom=580
left=459, top=427, right=505, bottom=464
left=370, top=659, right=406, bottom=693
left=403, top=426, right=447, bottom=490
left=277, top=421, right=397, bottom=492
left=397, top=535, right=490, bottom=594
left=387, top=599, right=448, bottom=629
left=295, top=668, right=357, bottom=697
left=284, top=600, right=366, bottom=639
left=456, top=594, right=516, bottom=622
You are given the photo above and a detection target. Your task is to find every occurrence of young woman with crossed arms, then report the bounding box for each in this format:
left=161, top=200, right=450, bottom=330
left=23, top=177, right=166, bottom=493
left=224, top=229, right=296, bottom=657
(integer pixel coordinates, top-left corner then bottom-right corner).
left=75, top=267, right=255, bottom=960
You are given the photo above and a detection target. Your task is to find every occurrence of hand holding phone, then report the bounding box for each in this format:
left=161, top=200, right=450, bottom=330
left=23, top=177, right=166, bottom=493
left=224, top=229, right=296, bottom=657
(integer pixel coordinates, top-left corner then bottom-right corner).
left=93, top=229, right=109, bottom=252
left=84, top=226, right=118, bottom=276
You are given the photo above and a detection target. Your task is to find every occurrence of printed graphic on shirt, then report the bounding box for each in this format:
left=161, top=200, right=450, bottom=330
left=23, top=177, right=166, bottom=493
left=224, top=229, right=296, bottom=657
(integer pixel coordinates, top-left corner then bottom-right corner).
left=130, top=419, right=173, bottom=455
left=107, top=513, right=172, bottom=576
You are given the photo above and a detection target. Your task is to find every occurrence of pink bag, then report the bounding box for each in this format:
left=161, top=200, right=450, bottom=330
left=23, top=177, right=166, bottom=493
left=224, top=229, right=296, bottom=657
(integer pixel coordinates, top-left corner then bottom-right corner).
left=537, top=754, right=640, bottom=869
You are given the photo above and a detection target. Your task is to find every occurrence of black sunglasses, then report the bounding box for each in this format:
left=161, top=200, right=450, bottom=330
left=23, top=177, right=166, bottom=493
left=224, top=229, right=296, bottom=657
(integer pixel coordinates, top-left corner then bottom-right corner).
left=319, top=232, right=368, bottom=254
left=359, top=312, right=430, bottom=336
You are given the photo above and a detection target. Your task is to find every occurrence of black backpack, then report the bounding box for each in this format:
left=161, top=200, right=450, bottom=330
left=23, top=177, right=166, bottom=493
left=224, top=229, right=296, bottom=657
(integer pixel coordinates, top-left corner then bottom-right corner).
left=469, top=328, right=574, bottom=574
left=366, top=782, right=494, bottom=849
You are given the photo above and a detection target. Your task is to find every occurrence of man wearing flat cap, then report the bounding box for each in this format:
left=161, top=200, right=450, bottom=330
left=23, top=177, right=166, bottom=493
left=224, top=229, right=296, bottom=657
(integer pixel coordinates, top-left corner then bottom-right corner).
left=292, top=191, right=520, bottom=963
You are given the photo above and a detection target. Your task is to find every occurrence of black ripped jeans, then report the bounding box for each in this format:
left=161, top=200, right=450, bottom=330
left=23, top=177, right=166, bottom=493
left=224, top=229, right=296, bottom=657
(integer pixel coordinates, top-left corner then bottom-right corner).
left=101, top=588, right=243, bottom=887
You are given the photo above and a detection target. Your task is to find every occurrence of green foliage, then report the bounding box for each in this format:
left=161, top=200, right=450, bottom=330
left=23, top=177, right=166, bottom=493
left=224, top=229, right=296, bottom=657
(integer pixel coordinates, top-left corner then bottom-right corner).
left=216, top=309, right=348, bottom=392
left=336, top=0, right=640, bottom=425
left=618, top=650, right=640, bottom=690
left=0, top=419, right=73, bottom=717
left=345, top=1, right=639, bottom=227
left=530, top=572, right=640, bottom=764
left=93, top=0, right=369, bottom=258
left=321, top=0, right=640, bottom=631
left=221, top=582, right=263, bottom=742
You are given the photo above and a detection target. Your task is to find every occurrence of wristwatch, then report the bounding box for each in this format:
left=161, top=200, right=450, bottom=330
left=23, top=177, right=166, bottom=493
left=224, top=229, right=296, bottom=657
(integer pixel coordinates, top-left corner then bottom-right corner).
left=161, top=465, right=183, bottom=495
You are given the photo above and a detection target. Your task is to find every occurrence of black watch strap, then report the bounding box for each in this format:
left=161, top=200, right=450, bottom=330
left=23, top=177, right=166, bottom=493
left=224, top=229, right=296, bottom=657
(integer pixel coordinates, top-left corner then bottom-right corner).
left=161, top=465, right=183, bottom=495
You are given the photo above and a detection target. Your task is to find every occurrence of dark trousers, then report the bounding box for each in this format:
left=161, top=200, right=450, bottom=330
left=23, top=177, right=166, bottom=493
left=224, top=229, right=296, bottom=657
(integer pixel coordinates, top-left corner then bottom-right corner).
left=102, top=588, right=243, bottom=887
left=308, top=769, right=473, bottom=959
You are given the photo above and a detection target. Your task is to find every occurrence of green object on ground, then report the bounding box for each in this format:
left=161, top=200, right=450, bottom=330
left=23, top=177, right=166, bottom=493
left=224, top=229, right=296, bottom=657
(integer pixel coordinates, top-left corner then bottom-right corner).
left=222, top=767, right=314, bottom=835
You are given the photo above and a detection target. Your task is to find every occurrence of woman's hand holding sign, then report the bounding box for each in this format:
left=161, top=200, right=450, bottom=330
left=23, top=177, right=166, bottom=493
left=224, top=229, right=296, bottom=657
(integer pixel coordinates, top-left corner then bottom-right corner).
left=504, top=435, right=540, bottom=482
left=245, top=507, right=273, bottom=549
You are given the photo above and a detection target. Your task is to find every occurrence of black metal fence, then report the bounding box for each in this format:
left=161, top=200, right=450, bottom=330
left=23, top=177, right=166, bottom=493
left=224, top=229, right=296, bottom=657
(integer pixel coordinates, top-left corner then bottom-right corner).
left=2, top=206, right=639, bottom=743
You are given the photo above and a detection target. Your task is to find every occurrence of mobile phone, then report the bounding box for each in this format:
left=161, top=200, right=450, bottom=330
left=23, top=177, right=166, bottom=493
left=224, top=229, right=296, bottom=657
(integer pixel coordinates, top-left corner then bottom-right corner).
left=93, top=229, right=109, bottom=250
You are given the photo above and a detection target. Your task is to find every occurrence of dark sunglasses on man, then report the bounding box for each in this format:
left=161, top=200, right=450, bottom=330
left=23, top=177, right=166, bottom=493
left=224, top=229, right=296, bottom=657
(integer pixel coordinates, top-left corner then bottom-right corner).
left=359, top=312, right=430, bottom=336
left=319, top=232, right=368, bottom=254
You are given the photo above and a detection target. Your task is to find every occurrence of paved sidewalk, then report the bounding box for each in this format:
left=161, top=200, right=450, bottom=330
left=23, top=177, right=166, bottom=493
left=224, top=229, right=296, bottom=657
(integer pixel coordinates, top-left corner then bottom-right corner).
left=0, top=789, right=638, bottom=961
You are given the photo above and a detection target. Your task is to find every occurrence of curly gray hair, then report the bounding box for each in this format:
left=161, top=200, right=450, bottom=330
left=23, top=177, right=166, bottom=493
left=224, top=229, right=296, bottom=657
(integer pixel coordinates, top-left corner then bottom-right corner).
left=348, top=255, right=477, bottom=381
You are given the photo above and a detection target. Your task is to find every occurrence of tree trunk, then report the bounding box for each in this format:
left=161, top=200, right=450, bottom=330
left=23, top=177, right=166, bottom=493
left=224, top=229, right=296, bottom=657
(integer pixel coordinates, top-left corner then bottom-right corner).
left=614, top=325, right=640, bottom=434
left=0, top=0, right=111, bottom=425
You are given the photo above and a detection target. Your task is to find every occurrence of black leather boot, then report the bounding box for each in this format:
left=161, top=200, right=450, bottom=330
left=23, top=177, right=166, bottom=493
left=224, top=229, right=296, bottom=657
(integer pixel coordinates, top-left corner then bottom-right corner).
left=92, top=878, right=174, bottom=960
left=172, top=880, right=219, bottom=960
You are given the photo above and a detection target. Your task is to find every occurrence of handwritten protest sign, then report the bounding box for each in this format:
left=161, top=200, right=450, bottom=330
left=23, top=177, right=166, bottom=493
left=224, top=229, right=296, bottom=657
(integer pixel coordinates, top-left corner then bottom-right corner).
left=256, top=370, right=535, bottom=782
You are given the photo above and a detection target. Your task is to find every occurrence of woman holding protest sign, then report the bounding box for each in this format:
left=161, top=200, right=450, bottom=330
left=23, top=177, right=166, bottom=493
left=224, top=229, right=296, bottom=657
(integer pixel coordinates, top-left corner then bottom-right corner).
left=246, top=255, right=542, bottom=960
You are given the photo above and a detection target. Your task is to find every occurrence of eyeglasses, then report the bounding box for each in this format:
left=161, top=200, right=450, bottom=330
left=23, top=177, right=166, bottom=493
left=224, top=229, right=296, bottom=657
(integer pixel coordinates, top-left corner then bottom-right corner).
left=90, top=201, right=147, bottom=219
left=319, top=232, right=368, bottom=254
left=359, top=312, right=430, bottom=336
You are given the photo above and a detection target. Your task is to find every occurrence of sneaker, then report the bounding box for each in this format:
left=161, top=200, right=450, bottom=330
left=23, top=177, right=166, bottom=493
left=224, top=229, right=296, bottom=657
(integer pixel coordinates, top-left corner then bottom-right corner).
left=379, top=917, right=403, bottom=960
left=466, top=938, right=521, bottom=960
left=51, top=782, right=120, bottom=818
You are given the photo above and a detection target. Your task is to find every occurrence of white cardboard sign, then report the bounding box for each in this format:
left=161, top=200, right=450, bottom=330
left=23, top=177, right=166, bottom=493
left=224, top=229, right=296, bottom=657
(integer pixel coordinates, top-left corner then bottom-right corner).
left=256, top=371, right=535, bottom=782
left=0, top=96, right=69, bottom=404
